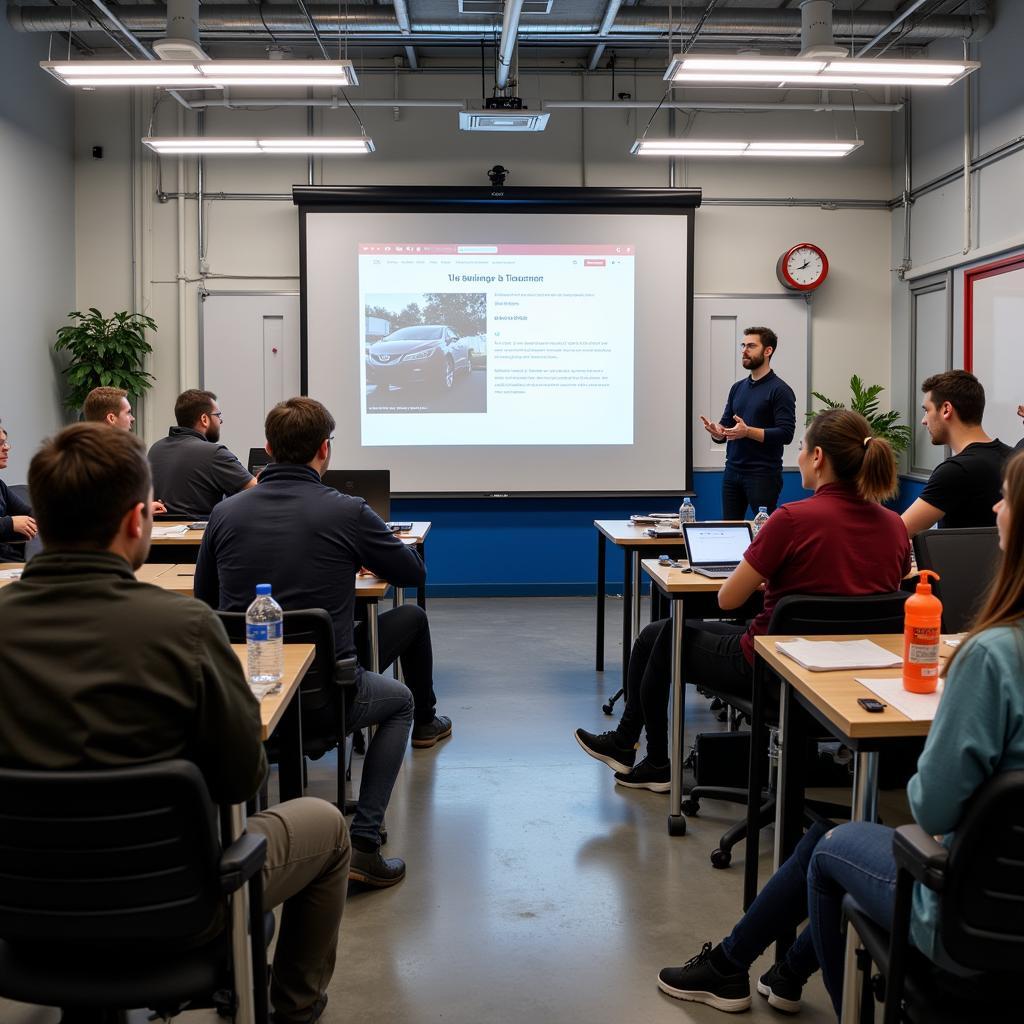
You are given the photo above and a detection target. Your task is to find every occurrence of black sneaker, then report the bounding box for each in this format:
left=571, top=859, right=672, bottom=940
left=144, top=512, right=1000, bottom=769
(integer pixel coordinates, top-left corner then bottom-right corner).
left=412, top=714, right=453, bottom=749
left=271, top=992, right=328, bottom=1024
left=574, top=728, right=637, bottom=773
left=658, top=942, right=752, bottom=1013
left=757, top=962, right=803, bottom=1013
left=348, top=846, right=406, bottom=888
left=614, top=757, right=671, bottom=792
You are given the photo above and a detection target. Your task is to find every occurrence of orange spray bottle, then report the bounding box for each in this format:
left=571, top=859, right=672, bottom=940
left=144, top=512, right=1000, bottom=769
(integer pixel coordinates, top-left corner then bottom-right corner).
left=903, top=569, right=943, bottom=694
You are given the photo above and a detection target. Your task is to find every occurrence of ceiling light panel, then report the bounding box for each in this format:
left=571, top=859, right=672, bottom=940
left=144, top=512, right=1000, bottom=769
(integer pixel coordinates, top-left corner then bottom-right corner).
left=631, top=139, right=863, bottom=158
left=42, top=60, right=359, bottom=88
left=142, top=137, right=374, bottom=155
left=665, top=54, right=978, bottom=88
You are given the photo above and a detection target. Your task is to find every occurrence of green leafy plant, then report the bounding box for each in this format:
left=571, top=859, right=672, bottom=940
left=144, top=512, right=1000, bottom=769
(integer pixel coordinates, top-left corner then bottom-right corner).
left=54, top=309, right=156, bottom=413
left=806, top=374, right=912, bottom=456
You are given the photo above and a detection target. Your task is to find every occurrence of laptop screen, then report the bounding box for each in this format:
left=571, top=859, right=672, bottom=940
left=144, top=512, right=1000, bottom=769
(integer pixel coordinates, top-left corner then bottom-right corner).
left=683, top=523, right=753, bottom=565
left=321, top=469, right=391, bottom=522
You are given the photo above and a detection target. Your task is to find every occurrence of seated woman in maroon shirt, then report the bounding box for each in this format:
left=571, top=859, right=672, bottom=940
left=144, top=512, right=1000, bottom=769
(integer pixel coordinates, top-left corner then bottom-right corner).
left=575, top=408, right=911, bottom=792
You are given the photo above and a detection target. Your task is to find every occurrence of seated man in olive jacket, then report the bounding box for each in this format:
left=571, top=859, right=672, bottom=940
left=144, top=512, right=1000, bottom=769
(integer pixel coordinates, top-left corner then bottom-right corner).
left=0, top=423, right=347, bottom=1024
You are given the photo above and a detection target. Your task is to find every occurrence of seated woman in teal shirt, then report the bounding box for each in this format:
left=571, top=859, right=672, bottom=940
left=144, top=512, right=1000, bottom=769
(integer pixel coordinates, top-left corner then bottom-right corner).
left=657, top=449, right=1024, bottom=1017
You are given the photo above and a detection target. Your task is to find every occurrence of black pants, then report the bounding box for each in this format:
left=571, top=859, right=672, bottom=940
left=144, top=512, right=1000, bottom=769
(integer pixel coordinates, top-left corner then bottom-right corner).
left=354, top=604, right=437, bottom=726
left=615, top=618, right=753, bottom=765
left=721, top=467, right=783, bottom=521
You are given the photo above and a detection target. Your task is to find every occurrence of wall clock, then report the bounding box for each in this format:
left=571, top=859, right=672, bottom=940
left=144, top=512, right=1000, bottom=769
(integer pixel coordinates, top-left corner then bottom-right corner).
left=777, top=242, right=828, bottom=292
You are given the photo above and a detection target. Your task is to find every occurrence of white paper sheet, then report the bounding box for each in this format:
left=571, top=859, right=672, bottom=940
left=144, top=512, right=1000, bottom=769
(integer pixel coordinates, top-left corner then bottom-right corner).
left=151, top=525, right=189, bottom=538
left=775, top=638, right=903, bottom=672
left=855, top=677, right=943, bottom=721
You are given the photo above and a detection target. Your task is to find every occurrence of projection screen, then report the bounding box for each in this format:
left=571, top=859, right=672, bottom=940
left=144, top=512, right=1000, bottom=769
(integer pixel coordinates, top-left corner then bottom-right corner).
left=297, top=186, right=699, bottom=495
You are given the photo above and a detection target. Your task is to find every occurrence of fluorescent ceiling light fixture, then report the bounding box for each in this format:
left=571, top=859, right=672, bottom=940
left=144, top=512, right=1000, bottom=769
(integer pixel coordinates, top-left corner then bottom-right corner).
left=42, top=59, right=359, bottom=88
left=664, top=54, right=978, bottom=88
left=631, top=138, right=863, bottom=158
left=459, top=110, right=550, bottom=132
left=142, top=137, right=374, bottom=155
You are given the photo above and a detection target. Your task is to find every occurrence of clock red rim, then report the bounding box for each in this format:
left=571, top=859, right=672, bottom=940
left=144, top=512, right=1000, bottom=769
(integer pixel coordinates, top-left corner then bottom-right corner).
left=778, top=242, right=828, bottom=292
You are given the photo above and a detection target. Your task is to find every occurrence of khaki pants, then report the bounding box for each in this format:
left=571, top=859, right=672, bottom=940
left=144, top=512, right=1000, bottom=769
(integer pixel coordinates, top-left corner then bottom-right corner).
left=248, top=797, right=351, bottom=1022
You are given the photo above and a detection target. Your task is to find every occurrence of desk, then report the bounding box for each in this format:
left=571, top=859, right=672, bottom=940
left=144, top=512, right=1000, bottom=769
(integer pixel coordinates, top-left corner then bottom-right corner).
left=149, top=523, right=206, bottom=545
left=397, top=521, right=430, bottom=609
left=642, top=558, right=726, bottom=835
left=594, top=521, right=686, bottom=684
left=750, top=634, right=946, bottom=1024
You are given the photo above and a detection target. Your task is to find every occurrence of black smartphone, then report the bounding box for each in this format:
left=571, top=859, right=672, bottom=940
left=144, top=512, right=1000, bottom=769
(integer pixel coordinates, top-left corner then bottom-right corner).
left=857, top=697, right=886, bottom=713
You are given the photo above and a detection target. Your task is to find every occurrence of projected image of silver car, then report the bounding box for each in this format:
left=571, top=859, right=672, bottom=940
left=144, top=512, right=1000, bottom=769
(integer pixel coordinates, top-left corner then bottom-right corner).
left=366, top=325, right=471, bottom=391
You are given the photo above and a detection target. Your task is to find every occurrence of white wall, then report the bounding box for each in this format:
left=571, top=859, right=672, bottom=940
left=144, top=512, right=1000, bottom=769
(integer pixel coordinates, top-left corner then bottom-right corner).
left=0, top=18, right=74, bottom=480
left=891, top=5, right=1024, bottom=468
left=69, top=67, right=898, bottom=446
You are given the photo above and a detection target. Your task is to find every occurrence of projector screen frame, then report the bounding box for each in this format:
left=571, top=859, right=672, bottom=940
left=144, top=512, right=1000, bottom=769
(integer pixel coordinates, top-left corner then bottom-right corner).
left=294, top=185, right=701, bottom=498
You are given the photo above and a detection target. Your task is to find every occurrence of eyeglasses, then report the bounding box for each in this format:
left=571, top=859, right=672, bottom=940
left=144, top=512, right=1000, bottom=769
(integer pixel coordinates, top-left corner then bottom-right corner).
left=326, top=435, right=335, bottom=445
left=211, top=411, right=224, bottom=421
left=0, top=437, right=10, bottom=449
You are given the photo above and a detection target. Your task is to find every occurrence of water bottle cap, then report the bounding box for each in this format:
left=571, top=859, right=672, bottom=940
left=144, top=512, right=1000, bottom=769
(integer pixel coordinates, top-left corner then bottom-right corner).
left=758, top=506, right=768, bottom=513
left=256, top=583, right=272, bottom=596
left=684, top=497, right=692, bottom=504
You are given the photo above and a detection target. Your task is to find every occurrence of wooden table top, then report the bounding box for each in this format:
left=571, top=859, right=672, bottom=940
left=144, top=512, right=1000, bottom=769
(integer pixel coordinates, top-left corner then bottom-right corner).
left=595, top=519, right=686, bottom=545
left=149, top=520, right=431, bottom=547
left=231, top=642, right=314, bottom=740
left=398, top=521, right=431, bottom=544
left=140, top=563, right=392, bottom=600
left=753, top=634, right=953, bottom=740
left=641, top=558, right=728, bottom=594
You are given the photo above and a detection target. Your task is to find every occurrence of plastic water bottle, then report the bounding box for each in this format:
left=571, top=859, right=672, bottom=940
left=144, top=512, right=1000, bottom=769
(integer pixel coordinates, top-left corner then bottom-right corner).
left=752, top=506, right=770, bottom=535
left=679, top=497, right=696, bottom=525
left=246, top=583, right=283, bottom=698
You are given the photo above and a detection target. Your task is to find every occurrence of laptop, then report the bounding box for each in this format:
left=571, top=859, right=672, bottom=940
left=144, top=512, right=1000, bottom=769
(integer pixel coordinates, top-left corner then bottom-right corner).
left=321, top=469, right=391, bottom=523
left=247, top=448, right=272, bottom=476
left=682, top=522, right=754, bottom=579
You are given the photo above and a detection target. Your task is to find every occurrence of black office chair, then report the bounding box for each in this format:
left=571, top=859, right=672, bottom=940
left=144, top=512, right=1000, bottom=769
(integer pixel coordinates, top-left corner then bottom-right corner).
left=217, top=609, right=358, bottom=810
left=683, top=592, right=910, bottom=870
left=844, top=770, right=1024, bottom=1024
left=0, top=760, right=269, bottom=1023
left=913, top=527, right=1000, bottom=633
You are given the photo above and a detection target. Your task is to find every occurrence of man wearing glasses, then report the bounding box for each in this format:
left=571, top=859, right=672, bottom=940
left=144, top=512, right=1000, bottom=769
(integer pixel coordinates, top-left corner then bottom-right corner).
left=0, top=419, right=38, bottom=561
left=148, top=389, right=256, bottom=519
left=699, top=326, right=796, bottom=520
left=195, top=397, right=450, bottom=889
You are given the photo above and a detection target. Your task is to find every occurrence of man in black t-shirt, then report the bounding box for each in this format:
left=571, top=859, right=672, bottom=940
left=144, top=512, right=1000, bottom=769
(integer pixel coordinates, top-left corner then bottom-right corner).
left=902, top=371, right=1012, bottom=536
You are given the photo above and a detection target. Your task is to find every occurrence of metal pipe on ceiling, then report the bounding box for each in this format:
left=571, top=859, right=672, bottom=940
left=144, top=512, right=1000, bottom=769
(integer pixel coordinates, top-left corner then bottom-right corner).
left=7, top=4, right=991, bottom=43
left=855, top=0, right=931, bottom=58
left=187, top=97, right=467, bottom=108
left=588, top=0, right=625, bottom=72
left=496, top=0, right=525, bottom=90
left=544, top=100, right=901, bottom=111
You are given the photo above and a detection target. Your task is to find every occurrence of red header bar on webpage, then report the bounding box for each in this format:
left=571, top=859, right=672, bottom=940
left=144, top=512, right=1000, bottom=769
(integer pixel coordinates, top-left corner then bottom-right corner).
left=358, top=243, right=634, bottom=256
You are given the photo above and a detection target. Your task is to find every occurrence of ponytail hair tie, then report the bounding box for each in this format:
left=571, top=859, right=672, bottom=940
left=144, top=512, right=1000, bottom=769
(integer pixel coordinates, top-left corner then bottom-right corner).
left=863, top=436, right=873, bottom=447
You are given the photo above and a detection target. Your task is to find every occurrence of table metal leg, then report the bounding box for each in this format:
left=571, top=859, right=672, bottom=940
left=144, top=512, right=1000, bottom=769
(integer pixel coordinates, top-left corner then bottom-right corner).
left=667, top=599, right=687, bottom=836
left=277, top=687, right=305, bottom=802
left=773, top=681, right=806, bottom=960
left=743, top=655, right=769, bottom=910
left=416, top=541, right=426, bottom=610
left=621, top=548, right=633, bottom=691
left=367, top=602, right=380, bottom=675
left=595, top=531, right=606, bottom=672
left=631, top=550, right=642, bottom=646
left=839, top=751, right=881, bottom=1023
left=228, top=803, right=256, bottom=1024
left=393, top=584, right=405, bottom=682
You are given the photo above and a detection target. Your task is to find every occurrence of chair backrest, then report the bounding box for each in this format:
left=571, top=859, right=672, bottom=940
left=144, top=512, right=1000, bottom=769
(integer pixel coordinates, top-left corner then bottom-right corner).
left=7, top=484, right=41, bottom=561
left=768, top=592, right=909, bottom=636
left=913, top=527, right=1000, bottom=633
left=0, top=760, right=222, bottom=945
left=941, top=770, right=1024, bottom=970
left=217, top=608, right=342, bottom=755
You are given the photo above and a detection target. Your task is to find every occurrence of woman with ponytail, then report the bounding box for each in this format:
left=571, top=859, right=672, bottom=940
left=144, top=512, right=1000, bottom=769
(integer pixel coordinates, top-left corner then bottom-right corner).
left=575, top=409, right=910, bottom=794
left=657, top=450, right=1024, bottom=1018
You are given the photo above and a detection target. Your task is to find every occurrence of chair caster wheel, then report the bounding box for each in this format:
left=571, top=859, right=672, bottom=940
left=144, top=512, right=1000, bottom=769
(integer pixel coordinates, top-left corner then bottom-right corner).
left=681, top=799, right=700, bottom=816
left=602, top=702, right=614, bottom=715
left=710, top=848, right=732, bottom=869
left=667, top=814, right=687, bottom=836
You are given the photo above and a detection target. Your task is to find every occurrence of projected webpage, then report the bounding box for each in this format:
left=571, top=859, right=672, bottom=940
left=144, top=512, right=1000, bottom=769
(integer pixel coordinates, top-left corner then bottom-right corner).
left=358, top=243, right=635, bottom=446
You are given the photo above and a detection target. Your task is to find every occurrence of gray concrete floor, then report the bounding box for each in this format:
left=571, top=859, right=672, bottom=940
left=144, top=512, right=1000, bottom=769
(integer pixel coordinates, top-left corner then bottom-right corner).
left=1, top=596, right=843, bottom=1024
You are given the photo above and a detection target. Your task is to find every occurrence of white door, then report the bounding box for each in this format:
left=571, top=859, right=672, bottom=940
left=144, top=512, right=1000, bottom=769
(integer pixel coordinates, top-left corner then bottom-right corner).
left=692, top=295, right=810, bottom=469
left=201, top=292, right=302, bottom=459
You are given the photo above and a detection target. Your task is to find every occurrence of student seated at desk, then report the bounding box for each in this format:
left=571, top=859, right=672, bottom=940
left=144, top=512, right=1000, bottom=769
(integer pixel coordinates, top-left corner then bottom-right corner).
left=901, top=370, right=1012, bottom=537
left=575, top=409, right=909, bottom=793
left=0, top=417, right=37, bottom=561
left=0, top=424, right=349, bottom=1024
left=658, top=449, right=1024, bottom=1017
left=195, top=396, right=451, bottom=890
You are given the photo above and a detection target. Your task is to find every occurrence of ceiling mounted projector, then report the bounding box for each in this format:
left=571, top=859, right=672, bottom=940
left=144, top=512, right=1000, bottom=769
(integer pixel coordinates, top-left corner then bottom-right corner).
left=459, top=97, right=549, bottom=133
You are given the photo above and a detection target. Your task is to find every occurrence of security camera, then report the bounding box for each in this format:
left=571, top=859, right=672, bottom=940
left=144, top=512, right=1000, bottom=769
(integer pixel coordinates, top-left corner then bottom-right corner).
left=488, top=165, right=509, bottom=188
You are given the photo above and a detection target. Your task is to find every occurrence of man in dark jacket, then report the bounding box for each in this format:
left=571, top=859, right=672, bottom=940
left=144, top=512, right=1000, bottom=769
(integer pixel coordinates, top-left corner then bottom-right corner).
left=0, top=418, right=37, bottom=561
left=0, top=423, right=347, bottom=1024
left=195, top=396, right=451, bottom=889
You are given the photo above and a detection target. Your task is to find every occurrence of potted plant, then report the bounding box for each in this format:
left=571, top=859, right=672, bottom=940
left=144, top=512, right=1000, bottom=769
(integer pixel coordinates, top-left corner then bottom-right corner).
left=806, top=375, right=912, bottom=455
left=54, top=308, right=157, bottom=414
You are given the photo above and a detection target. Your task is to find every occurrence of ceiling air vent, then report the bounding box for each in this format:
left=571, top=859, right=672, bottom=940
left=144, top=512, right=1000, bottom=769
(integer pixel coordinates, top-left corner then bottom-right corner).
left=459, top=0, right=553, bottom=14
left=459, top=100, right=549, bottom=132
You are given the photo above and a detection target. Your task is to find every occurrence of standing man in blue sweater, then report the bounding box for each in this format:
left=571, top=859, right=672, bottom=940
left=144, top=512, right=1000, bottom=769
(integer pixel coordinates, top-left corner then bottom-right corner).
left=700, top=326, right=796, bottom=520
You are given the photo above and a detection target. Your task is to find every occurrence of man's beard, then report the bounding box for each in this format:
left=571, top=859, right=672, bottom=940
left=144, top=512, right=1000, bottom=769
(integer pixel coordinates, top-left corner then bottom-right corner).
left=743, top=353, right=765, bottom=370
left=207, top=423, right=220, bottom=443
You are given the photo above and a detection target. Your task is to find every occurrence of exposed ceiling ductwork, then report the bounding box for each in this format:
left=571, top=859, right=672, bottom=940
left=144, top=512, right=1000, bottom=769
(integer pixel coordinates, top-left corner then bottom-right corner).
left=7, top=3, right=991, bottom=50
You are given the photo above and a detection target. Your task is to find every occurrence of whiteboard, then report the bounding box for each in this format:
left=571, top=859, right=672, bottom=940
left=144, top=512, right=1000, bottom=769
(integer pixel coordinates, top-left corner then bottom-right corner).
left=200, top=292, right=301, bottom=458
left=966, top=258, right=1024, bottom=447
left=692, top=295, right=810, bottom=470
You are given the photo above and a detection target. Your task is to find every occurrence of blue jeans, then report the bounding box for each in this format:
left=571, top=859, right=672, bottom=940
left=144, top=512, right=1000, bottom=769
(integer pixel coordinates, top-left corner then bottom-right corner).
left=346, top=668, right=414, bottom=847
left=722, top=467, right=783, bottom=521
left=808, top=821, right=897, bottom=1016
left=720, top=822, right=829, bottom=983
